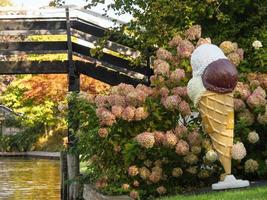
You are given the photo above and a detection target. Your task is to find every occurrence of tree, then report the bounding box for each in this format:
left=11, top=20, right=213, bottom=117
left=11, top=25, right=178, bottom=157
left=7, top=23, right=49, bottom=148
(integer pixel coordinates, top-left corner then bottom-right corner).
left=49, top=0, right=65, bottom=7
left=0, top=0, right=12, bottom=6
left=83, top=0, right=266, bottom=72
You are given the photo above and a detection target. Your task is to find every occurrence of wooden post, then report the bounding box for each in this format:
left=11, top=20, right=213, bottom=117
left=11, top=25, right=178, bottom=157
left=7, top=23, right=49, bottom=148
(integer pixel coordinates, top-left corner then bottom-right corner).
left=60, top=151, right=68, bottom=200
left=66, top=7, right=80, bottom=200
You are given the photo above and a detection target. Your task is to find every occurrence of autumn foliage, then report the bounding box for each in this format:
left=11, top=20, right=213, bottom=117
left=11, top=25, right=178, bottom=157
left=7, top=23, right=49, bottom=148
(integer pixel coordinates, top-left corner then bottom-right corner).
left=22, top=74, right=109, bottom=103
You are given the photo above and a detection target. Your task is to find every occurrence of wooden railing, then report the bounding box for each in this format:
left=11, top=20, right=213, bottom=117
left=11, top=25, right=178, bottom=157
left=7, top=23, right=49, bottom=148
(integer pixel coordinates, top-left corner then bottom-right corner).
left=0, top=7, right=152, bottom=86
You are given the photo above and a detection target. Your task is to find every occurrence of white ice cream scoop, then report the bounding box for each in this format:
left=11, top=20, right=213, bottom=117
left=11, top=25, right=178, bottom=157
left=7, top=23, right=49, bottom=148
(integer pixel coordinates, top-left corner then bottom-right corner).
left=190, top=44, right=227, bottom=77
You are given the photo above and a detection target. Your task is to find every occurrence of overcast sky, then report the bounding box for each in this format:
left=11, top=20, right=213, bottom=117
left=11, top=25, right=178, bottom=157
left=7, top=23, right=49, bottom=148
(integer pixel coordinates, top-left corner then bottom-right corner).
left=10, top=0, right=132, bottom=22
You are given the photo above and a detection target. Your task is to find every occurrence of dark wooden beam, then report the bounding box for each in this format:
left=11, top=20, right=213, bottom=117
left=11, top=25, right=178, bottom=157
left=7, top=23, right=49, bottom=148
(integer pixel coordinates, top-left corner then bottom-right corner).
left=72, top=42, right=151, bottom=76
left=70, top=19, right=105, bottom=38
left=0, top=19, right=66, bottom=31
left=0, top=61, right=68, bottom=74
left=66, top=10, right=79, bottom=93
left=0, top=41, right=67, bottom=52
left=0, top=29, right=66, bottom=36
left=71, top=28, right=139, bottom=58
left=76, top=60, right=148, bottom=86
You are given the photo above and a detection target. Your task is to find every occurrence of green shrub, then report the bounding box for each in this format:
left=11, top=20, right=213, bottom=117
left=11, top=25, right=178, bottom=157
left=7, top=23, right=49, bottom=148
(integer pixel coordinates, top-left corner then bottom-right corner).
left=0, top=135, right=10, bottom=152
left=74, top=26, right=267, bottom=199
left=86, top=0, right=266, bottom=73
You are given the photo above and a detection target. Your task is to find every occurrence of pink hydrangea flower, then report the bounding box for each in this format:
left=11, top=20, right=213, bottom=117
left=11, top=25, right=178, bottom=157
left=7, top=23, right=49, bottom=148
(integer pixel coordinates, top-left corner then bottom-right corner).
left=219, top=41, right=235, bottom=54
left=174, top=125, right=188, bottom=138
left=163, top=131, right=178, bottom=147
left=156, top=48, right=173, bottom=61
left=236, top=48, right=244, bottom=60
left=149, top=167, right=162, bottom=183
left=139, top=166, right=151, bottom=180
left=98, top=128, right=109, bottom=138
left=113, top=144, right=121, bottom=153
left=196, top=37, right=211, bottom=47
left=96, top=107, right=108, bottom=117
left=113, top=83, right=135, bottom=96
left=111, top=105, right=124, bottom=118
left=250, top=80, right=260, bottom=88
left=107, top=95, right=126, bottom=107
left=135, top=107, right=149, bottom=121
left=257, top=105, right=267, bottom=125
left=228, top=52, right=241, bottom=66
left=177, top=40, right=195, bottom=58
left=128, top=165, right=139, bottom=176
left=153, top=59, right=170, bottom=76
left=126, top=89, right=147, bottom=107
left=156, top=186, right=167, bottom=195
left=171, top=87, right=188, bottom=97
left=136, top=84, right=154, bottom=96
left=95, top=95, right=109, bottom=107
left=133, top=180, right=139, bottom=187
left=234, top=82, right=251, bottom=100
left=187, top=131, right=201, bottom=146
left=175, top=139, right=189, bottom=155
left=159, top=87, right=169, bottom=97
left=95, top=176, right=108, bottom=189
left=161, top=95, right=181, bottom=110
left=262, top=80, right=267, bottom=90
left=172, top=167, right=183, bottom=177
left=246, top=86, right=266, bottom=109
left=247, top=93, right=266, bottom=109
left=185, top=25, right=202, bottom=41
left=254, top=86, right=266, bottom=98
left=136, top=132, right=155, bottom=149
left=98, top=110, right=116, bottom=126
left=184, top=153, right=198, bottom=165
left=121, top=106, right=136, bottom=121
left=234, top=99, right=246, bottom=112
left=170, top=69, right=186, bottom=82
left=129, top=190, right=139, bottom=199
left=237, top=109, right=255, bottom=125
left=121, top=184, right=130, bottom=190
left=169, top=35, right=183, bottom=47
left=154, top=131, right=165, bottom=145
left=178, top=100, right=191, bottom=116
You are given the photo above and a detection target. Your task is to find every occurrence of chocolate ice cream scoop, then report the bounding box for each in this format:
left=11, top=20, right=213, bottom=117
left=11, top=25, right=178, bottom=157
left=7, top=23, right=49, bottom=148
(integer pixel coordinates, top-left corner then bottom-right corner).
left=202, top=59, right=238, bottom=93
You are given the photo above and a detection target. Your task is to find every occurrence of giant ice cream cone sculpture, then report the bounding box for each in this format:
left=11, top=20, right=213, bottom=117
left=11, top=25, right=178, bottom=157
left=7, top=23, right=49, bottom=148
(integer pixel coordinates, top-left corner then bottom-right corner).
left=187, top=44, right=249, bottom=189
left=199, top=91, right=234, bottom=175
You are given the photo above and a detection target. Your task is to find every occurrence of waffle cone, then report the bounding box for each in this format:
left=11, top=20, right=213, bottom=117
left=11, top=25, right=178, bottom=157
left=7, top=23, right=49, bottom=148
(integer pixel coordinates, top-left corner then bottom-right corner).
left=199, top=91, right=234, bottom=174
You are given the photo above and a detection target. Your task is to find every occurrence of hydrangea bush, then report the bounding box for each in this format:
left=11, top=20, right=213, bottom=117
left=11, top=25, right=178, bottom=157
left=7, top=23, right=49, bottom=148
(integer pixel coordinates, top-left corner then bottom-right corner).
left=73, top=25, right=267, bottom=199
left=232, top=72, right=267, bottom=178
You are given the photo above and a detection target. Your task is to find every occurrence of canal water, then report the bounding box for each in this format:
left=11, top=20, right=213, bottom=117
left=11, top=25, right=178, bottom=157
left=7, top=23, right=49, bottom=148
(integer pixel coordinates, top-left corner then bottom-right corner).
left=0, top=157, right=60, bottom=200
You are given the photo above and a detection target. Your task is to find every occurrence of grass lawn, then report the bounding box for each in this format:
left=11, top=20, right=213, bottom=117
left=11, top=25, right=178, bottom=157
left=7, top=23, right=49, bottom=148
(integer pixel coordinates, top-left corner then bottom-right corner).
left=161, top=186, right=267, bottom=200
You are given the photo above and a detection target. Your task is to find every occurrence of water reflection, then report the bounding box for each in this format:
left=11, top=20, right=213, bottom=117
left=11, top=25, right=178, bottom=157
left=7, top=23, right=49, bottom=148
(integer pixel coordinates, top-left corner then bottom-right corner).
left=0, top=157, right=60, bottom=200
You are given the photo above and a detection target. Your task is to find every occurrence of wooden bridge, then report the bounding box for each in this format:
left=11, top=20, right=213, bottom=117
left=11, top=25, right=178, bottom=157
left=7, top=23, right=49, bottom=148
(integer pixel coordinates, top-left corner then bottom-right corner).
left=0, top=7, right=152, bottom=85
left=0, top=7, right=152, bottom=200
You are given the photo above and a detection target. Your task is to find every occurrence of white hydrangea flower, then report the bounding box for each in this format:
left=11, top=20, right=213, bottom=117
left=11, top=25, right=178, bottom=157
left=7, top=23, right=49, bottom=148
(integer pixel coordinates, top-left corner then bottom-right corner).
left=231, top=142, right=246, bottom=160
left=247, top=131, right=259, bottom=144
left=252, top=40, right=263, bottom=49
left=205, top=150, right=218, bottom=162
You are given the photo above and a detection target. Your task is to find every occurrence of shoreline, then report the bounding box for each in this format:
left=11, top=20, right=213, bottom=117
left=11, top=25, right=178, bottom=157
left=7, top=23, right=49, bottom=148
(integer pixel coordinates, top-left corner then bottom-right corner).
left=0, top=151, right=60, bottom=160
